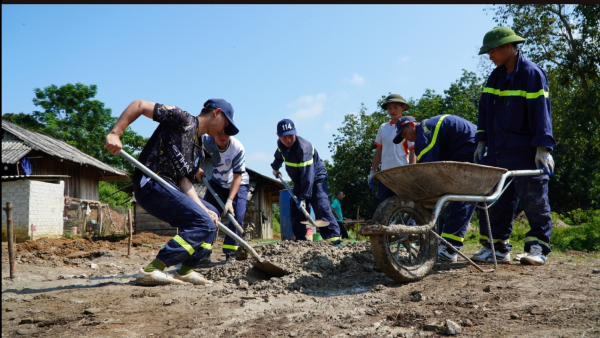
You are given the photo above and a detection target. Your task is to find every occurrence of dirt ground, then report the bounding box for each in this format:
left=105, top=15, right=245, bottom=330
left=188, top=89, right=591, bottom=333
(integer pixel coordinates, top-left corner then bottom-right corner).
left=2, top=234, right=599, bottom=338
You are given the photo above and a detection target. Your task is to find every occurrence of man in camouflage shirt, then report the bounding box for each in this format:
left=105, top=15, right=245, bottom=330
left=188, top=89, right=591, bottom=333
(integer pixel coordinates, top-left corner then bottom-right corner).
left=105, top=98, right=238, bottom=286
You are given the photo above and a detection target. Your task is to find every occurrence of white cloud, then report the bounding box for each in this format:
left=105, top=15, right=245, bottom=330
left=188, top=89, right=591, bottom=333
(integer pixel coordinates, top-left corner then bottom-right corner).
left=287, top=93, right=327, bottom=120
left=342, top=73, right=365, bottom=86
left=246, top=152, right=272, bottom=162
left=397, top=55, right=410, bottom=63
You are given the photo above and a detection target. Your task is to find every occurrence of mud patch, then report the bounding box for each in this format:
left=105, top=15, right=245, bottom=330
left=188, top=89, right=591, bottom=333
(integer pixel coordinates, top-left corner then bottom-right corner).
left=203, top=241, right=395, bottom=296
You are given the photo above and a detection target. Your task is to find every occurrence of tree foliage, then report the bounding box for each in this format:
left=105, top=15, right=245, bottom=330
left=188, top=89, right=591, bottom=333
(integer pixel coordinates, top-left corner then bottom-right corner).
left=2, top=83, right=147, bottom=177
left=490, top=4, right=600, bottom=211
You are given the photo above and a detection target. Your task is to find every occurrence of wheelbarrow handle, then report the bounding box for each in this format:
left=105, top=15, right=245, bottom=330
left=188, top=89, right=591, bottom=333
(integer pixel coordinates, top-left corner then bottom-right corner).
left=201, top=176, right=244, bottom=234
left=117, top=150, right=262, bottom=261
left=276, top=174, right=318, bottom=228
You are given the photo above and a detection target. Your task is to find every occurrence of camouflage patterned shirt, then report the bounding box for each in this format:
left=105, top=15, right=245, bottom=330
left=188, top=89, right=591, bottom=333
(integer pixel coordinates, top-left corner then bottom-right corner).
left=134, top=103, right=204, bottom=185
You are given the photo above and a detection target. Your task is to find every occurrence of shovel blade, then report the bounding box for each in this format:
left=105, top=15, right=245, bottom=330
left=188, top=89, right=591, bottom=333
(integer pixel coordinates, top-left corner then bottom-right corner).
left=253, top=261, right=288, bottom=277
left=300, top=220, right=330, bottom=228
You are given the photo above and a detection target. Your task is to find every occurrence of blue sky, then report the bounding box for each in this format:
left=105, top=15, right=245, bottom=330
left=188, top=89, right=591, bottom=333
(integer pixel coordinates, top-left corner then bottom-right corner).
left=2, top=5, right=497, bottom=179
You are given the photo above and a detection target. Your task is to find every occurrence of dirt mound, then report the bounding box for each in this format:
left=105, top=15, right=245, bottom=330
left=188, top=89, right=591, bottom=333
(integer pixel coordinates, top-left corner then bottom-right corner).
left=125, top=233, right=173, bottom=247
left=204, top=240, right=395, bottom=295
left=17, top=237, right=121, bottom=257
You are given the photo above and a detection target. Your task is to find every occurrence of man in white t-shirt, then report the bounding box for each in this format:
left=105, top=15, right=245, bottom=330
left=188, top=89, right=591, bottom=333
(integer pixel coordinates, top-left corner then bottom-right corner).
left=368, top=94, right=416, bottom=205
left=198, top=131, right=250, bottom=264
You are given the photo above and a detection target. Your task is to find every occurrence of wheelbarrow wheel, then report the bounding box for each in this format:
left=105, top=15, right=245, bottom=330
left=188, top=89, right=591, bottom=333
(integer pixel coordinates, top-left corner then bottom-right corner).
left=370, top=196, right=436, bottom=283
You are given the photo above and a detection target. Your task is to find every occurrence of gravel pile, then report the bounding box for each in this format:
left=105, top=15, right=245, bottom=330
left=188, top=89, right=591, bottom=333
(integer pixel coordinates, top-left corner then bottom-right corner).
left=203, top=240, right=395, bottom=295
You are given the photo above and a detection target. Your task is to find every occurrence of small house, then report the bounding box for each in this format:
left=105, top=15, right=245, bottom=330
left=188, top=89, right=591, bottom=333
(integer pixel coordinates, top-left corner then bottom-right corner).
left=2, top=120, right=129, bottom=241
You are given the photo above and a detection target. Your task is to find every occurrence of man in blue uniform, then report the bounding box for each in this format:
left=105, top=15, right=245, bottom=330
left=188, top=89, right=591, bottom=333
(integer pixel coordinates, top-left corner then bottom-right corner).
left=472, top=27, right=555, bottom=266
left=105, top=99, right=238, bottom=285
left=271, top=119, right=342, bottom=244
left=393, top=115, right=478, bottom=263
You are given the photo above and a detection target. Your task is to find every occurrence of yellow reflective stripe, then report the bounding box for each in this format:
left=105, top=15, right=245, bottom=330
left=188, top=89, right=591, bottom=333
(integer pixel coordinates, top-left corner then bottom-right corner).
left=200, top=242, right=213, bottom=250
left=441, top=232, right=464, bottom=242
left=173, top=235, right=195, bottom=255
left=476, top=130, right=486, bottom=133
left=222, top=244, right=238, bottom=251
left=279, top=146, right=315, bottom=167
left=480, top=234, right=489, bottom=241
left=328, top=237, right=341, bottom=242
left=417, top=115, right=449, bottom=162
left=524, top=236, right=549, bottom=246
left=483, top=87, right=549, bottom=99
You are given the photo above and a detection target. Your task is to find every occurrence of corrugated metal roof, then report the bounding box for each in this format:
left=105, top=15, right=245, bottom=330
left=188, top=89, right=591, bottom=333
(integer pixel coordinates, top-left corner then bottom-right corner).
left=2, top=120, right=128, bottom=179
left=2, top=140, right=32, bottom=164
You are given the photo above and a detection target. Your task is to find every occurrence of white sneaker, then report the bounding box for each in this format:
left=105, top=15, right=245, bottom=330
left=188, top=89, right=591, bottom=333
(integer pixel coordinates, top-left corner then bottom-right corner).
left=135, top=268, right=186, bottom=286
left=471, top=247, right=493, bottom=263
left=437, top=245, right=458, bottom=263
left=174, top=271, right=213, bottom=285
left=487, top=250, right=511, bottom=264
left=520, top=244, right=547, bottom=266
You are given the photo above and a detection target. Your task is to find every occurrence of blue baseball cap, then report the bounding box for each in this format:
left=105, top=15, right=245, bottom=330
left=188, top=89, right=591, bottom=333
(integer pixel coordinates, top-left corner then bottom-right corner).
left=277, top=119, right=297, bottom=136
left=204, top=98, right=239, bottom=135
left=393, top=116, right=416, bottom=144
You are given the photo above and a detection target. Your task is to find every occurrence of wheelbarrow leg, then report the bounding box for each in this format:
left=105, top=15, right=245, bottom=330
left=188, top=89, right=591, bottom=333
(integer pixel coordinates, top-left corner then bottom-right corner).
left=429, top=230, right=494, bottom=272
left=482, top=203, right=498, bottom=269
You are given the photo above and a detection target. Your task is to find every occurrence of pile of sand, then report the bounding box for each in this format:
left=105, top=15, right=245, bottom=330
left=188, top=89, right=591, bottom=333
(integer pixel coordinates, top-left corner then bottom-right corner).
left=204, top=241, right=395, bottom=295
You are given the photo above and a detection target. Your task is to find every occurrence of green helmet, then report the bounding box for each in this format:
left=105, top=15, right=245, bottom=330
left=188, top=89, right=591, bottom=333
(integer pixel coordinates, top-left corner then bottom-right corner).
left=478, top=27, right=526, bottom=55
left=381, top=94, right=409, bottom=110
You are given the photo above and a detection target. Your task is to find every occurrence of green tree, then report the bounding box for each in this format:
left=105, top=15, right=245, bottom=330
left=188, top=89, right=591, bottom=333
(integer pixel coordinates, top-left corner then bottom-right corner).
left=2, top=112, right=44, bottom=131
left=490, top=4, right=600, bottom=211
left=327, top=103, right=388, bottom=220
left=30, top=83, right=147, bottom=176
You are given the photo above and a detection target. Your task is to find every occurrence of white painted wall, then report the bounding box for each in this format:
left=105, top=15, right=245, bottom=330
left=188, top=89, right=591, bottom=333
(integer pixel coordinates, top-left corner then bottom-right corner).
left=2, top=180, right=64, bottom=241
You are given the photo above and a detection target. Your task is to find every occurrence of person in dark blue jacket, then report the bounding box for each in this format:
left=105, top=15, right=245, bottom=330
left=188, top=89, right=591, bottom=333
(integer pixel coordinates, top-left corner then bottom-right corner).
left=473, top=27, right=555, bottom=266
left=393, top=114, right=478, bottom=263
left=271, top=119, right=341, bottom=244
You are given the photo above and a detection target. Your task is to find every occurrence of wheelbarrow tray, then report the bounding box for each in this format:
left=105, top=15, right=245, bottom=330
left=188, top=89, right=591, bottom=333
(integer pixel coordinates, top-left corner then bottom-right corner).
left=373, top=162, right=507, bottom=207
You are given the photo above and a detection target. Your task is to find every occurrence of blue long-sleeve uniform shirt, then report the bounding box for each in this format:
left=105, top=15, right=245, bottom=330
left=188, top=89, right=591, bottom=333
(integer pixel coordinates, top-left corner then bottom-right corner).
left=271, top=136, right=328, bottom=200
left=414, top=115, right=477, bottom=163
left=476, top=51, right=555, bottom=170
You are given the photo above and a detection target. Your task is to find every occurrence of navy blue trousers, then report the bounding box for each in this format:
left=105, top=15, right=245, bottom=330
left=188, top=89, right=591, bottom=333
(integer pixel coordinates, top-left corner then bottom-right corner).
left=291, top=180, right=341, bottom=241
left=134, top=176, right=219, bottom=267
left=377, top=181, right=396, bottom=205
left=201, top=179, right=249, bottom=255
left=438, top=202, right=476, bottom=250
left=477, top=175, right=552, bottom=255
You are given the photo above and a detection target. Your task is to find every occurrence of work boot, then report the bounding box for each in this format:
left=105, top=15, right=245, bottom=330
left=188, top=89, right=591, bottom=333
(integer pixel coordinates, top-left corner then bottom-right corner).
left=174, top=271, right=213, bottom=285
left=437, top=245, right=457, bottom=263
left=224, top=254, right=236, bottom=264
left=486, top=250, right=511, bottom=264
left=471, top=247, right=493, bottom=263
left=520, top=244, right=547, bottom=266
left=135, top=268, right=186, bottom=286
left=330, top=239, right=342, bottom=247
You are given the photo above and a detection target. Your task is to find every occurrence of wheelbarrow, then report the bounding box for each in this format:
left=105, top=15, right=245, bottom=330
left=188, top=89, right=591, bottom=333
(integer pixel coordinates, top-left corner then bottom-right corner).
left=359, top=161, right=544, bottom=283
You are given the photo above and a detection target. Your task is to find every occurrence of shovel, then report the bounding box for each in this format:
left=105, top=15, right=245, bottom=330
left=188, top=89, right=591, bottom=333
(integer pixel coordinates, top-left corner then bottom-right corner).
left=276, top=174, right=329, bottom=228
left=201, top=176, right=244, bottom=235
left=118, top=150, right=288, bottom=277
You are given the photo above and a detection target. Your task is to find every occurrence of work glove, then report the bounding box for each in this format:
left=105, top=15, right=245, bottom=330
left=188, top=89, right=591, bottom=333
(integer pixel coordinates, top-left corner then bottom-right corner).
left=535, top=147, right=555, bottom=176
left=224, top=198, right=235, bottom=216
left=296, top=199, right=306, bottom=211
left=367, top=170, right=376, bottom=189
left=272, top=169, right=282, bottom=178
left=474, top=141, right=486, bottom=164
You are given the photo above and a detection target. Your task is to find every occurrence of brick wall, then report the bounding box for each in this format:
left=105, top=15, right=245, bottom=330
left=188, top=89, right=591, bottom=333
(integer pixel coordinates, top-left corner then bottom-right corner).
left=2, top=180, right=31, bottom=241
left=28, top=180, right=64, bottom=240
left=2, top=180, right=64, bottom=242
